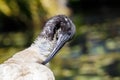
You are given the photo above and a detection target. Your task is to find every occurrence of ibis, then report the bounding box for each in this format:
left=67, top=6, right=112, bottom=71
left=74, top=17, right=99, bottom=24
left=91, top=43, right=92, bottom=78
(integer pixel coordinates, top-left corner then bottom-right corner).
left=0, top=15, right=76, bottom=80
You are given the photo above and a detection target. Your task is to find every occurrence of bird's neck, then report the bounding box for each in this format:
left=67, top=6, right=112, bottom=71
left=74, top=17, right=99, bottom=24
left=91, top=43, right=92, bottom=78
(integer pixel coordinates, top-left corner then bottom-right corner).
left=30, top=37, right=56, bottom=59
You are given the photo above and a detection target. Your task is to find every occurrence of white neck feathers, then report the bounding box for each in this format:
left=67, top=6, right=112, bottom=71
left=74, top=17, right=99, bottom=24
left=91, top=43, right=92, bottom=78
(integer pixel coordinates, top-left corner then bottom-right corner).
left=31, top=37, right=56, bottom=58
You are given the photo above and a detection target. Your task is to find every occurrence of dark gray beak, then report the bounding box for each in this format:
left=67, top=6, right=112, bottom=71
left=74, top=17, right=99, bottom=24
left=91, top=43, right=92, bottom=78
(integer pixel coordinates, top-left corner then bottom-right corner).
left=42, top=34, right=70, bottom=65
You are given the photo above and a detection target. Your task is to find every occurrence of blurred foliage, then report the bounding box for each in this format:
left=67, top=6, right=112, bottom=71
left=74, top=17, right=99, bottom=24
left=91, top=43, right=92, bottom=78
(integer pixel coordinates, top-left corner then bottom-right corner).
left=51, top=49, right=120, bottom=80
left=0, top=0, right=120, bottom=80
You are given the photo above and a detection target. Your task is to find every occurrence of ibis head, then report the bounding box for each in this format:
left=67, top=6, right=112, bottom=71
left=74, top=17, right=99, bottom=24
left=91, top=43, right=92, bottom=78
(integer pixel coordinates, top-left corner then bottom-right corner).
left=40, top=15, right=76, bottom=64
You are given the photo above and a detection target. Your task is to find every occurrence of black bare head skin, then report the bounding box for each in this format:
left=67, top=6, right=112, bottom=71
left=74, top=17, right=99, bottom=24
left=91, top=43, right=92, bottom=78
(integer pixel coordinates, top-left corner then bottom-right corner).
left=41, top=15, right=76, bottom=65
left=40, top=15, right=75, bottom=41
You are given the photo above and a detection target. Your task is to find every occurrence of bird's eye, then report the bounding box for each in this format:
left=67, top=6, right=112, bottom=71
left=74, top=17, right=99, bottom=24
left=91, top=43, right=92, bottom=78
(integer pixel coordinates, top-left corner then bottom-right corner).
left=55, top=31, right=59, bottom=40
left=56, top=36, right=58, bottom=40
left=67, top=31, right=71, bottom=36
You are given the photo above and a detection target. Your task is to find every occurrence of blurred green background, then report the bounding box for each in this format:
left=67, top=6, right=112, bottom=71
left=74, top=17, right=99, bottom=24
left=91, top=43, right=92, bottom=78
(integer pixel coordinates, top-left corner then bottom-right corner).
left=0, top=0, right=120, bottom=80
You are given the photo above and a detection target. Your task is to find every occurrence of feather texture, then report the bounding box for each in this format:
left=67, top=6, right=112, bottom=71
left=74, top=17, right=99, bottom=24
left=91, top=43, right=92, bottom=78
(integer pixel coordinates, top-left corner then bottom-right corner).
left=0, top=38, right=55, bottom=80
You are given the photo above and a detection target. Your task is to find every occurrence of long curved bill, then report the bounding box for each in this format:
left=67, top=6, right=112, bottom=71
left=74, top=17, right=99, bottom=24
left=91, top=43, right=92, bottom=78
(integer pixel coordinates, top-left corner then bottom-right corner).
left=42, top=34, right=69, bottom=65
